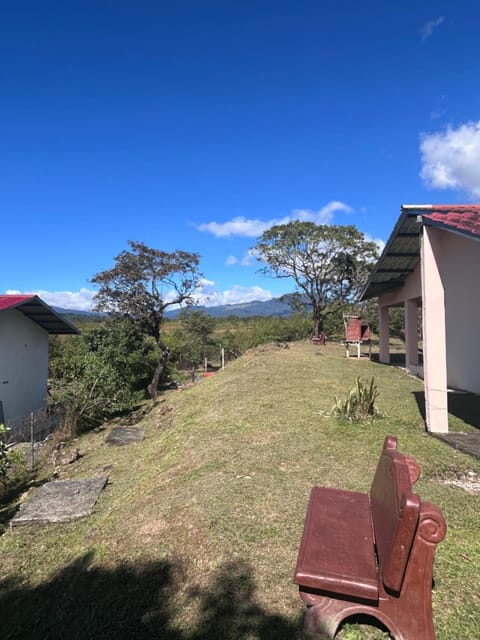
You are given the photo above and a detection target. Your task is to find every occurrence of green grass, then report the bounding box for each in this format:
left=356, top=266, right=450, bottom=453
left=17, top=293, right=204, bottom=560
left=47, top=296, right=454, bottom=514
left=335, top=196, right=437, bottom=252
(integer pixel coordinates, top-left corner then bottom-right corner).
left=1, top=340, right=480, bottom=639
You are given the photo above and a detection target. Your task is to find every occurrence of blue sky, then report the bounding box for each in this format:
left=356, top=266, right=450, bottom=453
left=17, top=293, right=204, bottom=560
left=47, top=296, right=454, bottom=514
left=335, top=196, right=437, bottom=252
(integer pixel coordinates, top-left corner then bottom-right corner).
left=3, top=1, right=480, bottom=310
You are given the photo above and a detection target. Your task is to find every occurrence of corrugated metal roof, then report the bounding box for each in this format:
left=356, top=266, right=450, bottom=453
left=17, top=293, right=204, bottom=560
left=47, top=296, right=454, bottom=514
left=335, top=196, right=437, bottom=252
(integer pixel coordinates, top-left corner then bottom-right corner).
left=0, top=295, right=79, bottom=334
left=360, top=204, right=480, bottom=300
left=0, top=294, right=34, bottom=311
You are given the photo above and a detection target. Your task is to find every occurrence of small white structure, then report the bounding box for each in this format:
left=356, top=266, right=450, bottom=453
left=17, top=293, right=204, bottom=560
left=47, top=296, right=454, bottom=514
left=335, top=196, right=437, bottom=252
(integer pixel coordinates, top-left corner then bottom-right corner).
left=361, top=205, right=480, bottom=433
left=0, top=295, right=78, bottom=424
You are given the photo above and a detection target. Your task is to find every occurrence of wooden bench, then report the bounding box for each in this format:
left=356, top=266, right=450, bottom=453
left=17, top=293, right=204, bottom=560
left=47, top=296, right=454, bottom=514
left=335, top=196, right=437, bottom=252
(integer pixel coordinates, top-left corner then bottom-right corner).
left=294, top=436, right=446, bottom=640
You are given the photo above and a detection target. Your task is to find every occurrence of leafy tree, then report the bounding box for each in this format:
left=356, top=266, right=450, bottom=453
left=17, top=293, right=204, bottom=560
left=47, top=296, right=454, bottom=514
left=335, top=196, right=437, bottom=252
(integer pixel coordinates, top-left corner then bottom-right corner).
left=173, top=309, right=218, bottom=370
left=279, top=292, right=310, bottom=315
left=49, top=318, right=158, bottom=431
left=91, top=241, right=202, bottom=397
left=178, top=308, right=217, bottom=345
left=253, top=221, right=378, bottom=337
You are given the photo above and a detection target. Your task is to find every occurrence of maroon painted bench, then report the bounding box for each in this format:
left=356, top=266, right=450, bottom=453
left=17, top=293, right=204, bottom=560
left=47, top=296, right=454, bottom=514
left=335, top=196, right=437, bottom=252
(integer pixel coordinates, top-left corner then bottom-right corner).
left=294, top=436, right=446, bottom=640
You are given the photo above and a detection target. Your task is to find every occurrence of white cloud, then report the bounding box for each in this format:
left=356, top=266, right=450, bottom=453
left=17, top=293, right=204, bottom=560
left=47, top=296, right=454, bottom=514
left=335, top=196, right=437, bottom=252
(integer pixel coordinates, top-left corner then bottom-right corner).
left=292, top=201, right=353, bottom=224
left=363, top=234, right=386, bottom=255
left=420, top=121, right=480, bottom=197
left=240, top=248, right=259, bottom=267
left=6, top=281, right=274, bottom=313
left=6, top=282, right=275, bottom=313
left=223, top=249, right=258, bottom=268
left=197, top=216, right=277, bottom=238
left=192, top=279, right=272, bottom=307
left=6, top=288, right=96, bottom=311
left=197, top=201, right=353, bottom=238
left=421, top=16, right=444, bottom=42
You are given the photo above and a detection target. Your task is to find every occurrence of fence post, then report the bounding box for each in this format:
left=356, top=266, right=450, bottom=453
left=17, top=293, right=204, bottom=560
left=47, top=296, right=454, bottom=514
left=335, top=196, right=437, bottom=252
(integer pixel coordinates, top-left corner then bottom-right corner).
left=221, top=347, right=225, bottom=370
left=30, top=412, right=35, bottom=471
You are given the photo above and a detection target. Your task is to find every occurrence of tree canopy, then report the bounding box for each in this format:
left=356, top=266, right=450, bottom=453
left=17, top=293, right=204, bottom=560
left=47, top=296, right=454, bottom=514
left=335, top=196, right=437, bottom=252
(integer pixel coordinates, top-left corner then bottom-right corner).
left=172, top=308, right=218, bottom=372
left=91, top=241, right=202, bottom=396
left=49, top=317, right=158, bottom=431
left=253, top=221, right=378, bottom=337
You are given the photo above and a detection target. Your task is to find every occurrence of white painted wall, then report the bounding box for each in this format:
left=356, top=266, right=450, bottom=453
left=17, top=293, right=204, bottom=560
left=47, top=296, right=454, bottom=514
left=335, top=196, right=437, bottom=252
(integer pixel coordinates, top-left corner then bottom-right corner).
left=0, top=309, right=49, bottom=422
left=440, top=232, right=480, bottom=393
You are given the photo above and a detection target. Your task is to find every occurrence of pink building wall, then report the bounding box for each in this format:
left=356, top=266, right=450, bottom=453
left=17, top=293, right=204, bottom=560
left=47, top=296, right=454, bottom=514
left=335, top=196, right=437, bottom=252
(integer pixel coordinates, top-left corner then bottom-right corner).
left=421, top=226, right=448, bottom=432
left=441, top=232, right=480, bottom=394
left=377, top=225, right=480, bottom=432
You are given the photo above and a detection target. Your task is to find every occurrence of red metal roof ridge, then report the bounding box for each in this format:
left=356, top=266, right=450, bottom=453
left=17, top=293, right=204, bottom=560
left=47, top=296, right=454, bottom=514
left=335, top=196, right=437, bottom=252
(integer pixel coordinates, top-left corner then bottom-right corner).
left=0, top=294, right=36, bottom=311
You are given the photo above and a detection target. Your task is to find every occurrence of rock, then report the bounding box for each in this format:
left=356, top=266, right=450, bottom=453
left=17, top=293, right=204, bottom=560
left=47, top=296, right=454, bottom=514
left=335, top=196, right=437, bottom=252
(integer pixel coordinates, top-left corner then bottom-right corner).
left=61, top=448, right=80, bottom=465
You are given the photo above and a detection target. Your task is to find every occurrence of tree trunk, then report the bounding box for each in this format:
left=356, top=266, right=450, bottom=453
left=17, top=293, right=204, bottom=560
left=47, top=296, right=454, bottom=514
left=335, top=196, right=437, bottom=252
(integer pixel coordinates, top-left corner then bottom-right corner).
left=148, top=342, right=170, bottom=398
left=312, top=305, right=324, bottom=338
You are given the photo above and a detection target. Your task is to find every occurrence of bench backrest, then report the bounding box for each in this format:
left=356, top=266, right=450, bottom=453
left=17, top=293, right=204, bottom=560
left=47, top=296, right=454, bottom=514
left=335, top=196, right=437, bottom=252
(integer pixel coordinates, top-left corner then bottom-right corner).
left=369, top=436, right=421, bottom=595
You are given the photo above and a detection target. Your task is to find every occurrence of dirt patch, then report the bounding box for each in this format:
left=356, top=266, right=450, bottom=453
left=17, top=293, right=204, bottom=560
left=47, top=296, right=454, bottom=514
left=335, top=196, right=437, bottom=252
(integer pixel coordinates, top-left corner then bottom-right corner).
left=432, top=468, right=480, bottom=494
left=138, top=519, right=167, bottom=538
left=442, top=472, right=480, bottom=495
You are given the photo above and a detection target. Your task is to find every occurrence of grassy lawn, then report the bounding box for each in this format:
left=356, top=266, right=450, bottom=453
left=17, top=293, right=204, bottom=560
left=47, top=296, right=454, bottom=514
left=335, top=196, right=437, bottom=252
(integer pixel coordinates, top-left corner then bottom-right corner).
left=1, top=340, right=479, bottom=639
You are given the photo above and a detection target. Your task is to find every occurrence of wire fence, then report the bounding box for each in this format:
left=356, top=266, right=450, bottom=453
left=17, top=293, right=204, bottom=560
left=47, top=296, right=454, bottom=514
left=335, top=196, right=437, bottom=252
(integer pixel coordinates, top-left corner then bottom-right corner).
left=6, top=404, right=66, bottom=446
left=4, top=404, right=67, bottom=471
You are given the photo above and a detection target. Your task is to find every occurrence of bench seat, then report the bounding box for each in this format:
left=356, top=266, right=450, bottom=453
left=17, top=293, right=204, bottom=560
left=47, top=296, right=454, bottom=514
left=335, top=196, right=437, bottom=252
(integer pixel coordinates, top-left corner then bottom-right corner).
left=295, top=487, right=378, bottom=602
left=293, top=436, right=447, bottom=640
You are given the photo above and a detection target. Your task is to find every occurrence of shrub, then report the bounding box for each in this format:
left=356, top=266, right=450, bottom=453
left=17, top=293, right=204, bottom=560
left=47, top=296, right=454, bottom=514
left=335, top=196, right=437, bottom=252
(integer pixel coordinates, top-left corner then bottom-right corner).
left=0, top=424, right=22, bottom=484
left=333, top=377, right=379, bottom=422
left=49, top=318, right=158, bottom=433
left=168, top=309, right=219, bottom=370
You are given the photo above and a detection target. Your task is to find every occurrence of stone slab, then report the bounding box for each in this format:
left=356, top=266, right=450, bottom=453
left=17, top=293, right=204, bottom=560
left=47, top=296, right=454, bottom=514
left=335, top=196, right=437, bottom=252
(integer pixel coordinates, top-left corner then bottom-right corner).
left=105, top=426, right=145, bottom=446
left=11, top=477, right=108, bottom=527
left=434, top=432, right=480, bottom=460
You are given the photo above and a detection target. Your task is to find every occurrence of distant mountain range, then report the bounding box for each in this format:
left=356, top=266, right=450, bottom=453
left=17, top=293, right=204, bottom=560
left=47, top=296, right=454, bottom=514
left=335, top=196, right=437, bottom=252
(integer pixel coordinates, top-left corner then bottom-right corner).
left=166, top=298, right=292, bottom=318
left=54, top=307, right=99, bottom=317
left=53, top=297, right=293, bottom=320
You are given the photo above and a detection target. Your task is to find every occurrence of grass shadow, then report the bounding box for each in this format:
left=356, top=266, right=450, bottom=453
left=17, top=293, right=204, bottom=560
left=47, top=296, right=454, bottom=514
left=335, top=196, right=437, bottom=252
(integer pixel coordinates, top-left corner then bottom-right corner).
left=370, top=352, right=407, bottom=367
left=447, top=391, right=480, bottom=430
left=0, top=553, right=300, bottom=640
left=0, top=473, right=48, bottom=535
left=413, top=390, right=480, bottom=430
left=412, top=391, right=426, bottom=423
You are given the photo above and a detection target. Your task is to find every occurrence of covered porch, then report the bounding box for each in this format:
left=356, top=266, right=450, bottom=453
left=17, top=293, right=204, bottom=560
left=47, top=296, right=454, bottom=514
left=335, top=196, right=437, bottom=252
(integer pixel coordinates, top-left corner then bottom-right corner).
left=362, top=205, right=480, bottom=433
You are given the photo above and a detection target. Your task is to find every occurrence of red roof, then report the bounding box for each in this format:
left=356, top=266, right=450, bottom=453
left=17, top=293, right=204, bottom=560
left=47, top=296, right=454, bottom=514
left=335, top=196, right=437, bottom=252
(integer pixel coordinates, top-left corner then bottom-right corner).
left=361, top=204, right=480, bottom=300
left=0, top=294, right=79, bottom=334
left=0, top=294, right=36, bottom=311
left=422, top=205, right=480, bottom=238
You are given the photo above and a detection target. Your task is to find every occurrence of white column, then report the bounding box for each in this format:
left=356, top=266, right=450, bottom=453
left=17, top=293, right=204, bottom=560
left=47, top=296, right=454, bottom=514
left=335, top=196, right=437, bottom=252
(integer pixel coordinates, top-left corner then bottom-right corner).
left=378, top=305, right=390, bottom=363
left=421, top=227, right=448, bottom=433
left=405, top=298, right=419, bottom=370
